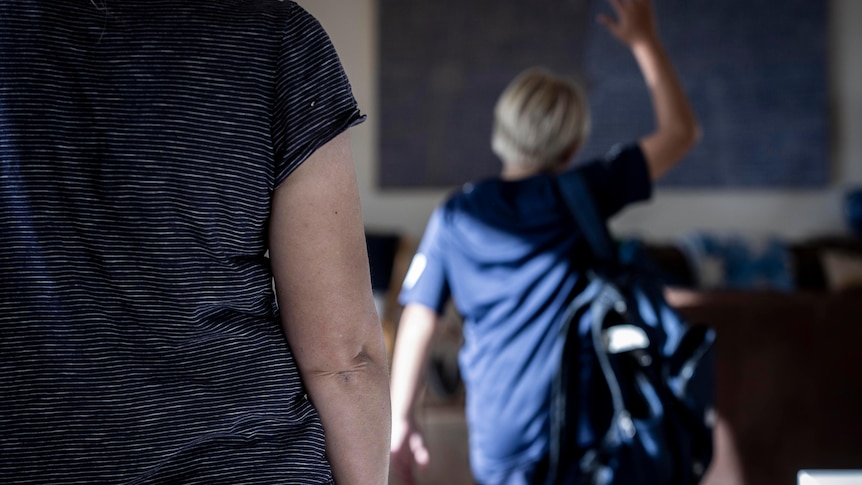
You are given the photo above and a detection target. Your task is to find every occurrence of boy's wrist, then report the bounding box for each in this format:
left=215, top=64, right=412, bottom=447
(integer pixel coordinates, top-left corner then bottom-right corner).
left=391, top=405, right=418, bottom=425
left=630, top=35, right=664, bottom=55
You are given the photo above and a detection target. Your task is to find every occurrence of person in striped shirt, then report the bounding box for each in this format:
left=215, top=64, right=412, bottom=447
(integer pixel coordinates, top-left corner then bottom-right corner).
left=0, top=2, right=389, bottom=483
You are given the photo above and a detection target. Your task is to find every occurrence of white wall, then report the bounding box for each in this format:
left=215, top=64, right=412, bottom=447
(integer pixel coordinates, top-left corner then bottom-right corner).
left=297, top=0, right=862, bottom=242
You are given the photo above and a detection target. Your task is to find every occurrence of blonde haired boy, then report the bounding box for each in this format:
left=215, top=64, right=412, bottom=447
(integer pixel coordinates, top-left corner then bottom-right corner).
left=391, top=0, right=700, bottom=483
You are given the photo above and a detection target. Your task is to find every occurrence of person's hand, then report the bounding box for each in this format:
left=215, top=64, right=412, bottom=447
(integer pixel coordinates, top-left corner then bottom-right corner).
left=597, top=0, right=659, bottom=48
left=390, top=417, right=430, bottom=485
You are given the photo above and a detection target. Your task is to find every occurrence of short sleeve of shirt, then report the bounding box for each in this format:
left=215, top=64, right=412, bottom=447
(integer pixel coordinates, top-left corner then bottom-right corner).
left=272, top=6, right=365, bottom=187
left=398, top=206, right=451, bottom=315
left=576, top=143, right=653, bottom=219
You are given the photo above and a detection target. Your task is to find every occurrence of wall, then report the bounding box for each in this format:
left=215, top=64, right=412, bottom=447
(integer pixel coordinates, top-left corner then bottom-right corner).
left=297, top=0, right=862, bottom=242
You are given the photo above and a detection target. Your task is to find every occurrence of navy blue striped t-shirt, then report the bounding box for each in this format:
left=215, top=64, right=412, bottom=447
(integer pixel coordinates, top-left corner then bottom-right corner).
left=1, top=1, right=362, bottom=483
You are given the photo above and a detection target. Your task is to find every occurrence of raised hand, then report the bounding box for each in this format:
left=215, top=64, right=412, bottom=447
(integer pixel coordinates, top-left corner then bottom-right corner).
left=597, top=0, right=659, bottom=48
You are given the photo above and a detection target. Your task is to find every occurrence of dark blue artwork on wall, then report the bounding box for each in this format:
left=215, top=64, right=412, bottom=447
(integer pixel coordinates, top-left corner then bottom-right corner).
left=378, top=0, right=828, bottom=189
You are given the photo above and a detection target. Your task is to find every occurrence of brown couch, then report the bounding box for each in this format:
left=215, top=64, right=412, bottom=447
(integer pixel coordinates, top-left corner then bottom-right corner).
left=646, top=236, right=862, bottom=482
left=669, top=288, right=862, bottom=485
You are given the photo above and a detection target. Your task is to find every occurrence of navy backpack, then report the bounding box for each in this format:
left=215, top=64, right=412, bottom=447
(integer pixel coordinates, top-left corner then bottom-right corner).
left=549, top=170, right=716, bottom=485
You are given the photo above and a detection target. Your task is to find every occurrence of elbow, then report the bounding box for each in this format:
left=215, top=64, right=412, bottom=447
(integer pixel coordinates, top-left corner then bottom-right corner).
left=689, top=120, right=703, bottom=147
left=663, top=121, right=700, bottom=164
left=331, top=348, right=386, bottom=384
left=642, top=118, right=703, bottom=181
left=304, top=343, right=389, bottom=385
left=678, top=118, right=702, bottom=152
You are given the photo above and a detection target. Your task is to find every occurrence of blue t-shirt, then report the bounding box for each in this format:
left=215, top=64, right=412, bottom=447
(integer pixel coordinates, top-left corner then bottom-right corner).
left=399, top=144, right=652, bottom=483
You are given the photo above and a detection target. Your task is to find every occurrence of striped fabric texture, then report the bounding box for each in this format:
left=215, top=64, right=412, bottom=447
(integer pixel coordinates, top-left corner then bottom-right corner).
left=1, top=1, right=363, bottom=483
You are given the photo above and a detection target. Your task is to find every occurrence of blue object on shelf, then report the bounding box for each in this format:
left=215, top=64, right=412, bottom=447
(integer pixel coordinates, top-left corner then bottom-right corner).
left=846, top=188, right=862, bottom=236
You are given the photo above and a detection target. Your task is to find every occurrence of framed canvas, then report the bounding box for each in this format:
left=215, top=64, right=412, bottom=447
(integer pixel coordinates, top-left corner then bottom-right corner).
left=378, top=0, right=828, bottom=189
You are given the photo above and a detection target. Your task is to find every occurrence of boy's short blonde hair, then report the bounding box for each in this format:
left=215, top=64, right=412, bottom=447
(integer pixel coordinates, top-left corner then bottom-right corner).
left=491, top=68, right=591, bottom=171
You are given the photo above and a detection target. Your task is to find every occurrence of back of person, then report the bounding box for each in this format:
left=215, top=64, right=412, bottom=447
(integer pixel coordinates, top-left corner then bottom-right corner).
left=401, top=144, right=651, bottom=482
left=390, top=0, right=701, bottom=483
left=0, top=2, right=391, bottom=483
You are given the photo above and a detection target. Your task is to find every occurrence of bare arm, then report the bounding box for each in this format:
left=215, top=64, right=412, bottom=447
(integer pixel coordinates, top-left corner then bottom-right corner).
left=598, top=0, right=700, bottom=180
left=389, top=303, right=438, bottom=485
left=269, top=131, right=390, bottom=485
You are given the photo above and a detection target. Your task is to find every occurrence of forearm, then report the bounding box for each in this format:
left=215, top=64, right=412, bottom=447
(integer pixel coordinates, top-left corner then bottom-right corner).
left=390, top=304, right=438, bottom=424
left=633, top=37, right=700, bottom=178
left=633, top=38, right=698, bottom=141
left=599, top=0, right=700, bottom=180
left=269, top=131, right=391, bottom=484
left=303, top=343, right=391, bottom=485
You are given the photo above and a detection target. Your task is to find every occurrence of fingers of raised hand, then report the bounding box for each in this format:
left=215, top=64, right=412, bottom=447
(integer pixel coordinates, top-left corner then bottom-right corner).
left=408, top=433, right=430, bottom=467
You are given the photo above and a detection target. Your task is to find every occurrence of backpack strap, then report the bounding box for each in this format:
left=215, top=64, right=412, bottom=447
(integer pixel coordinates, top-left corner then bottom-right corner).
left=555, top=169, right=618, bottom=266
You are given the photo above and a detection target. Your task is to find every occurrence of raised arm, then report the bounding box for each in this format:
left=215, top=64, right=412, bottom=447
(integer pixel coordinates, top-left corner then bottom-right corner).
left=269, top=131, right=390, bottom=485
left=389, top=303, right=438, bottom=485
left=598, top=0, right=700, bottom=181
